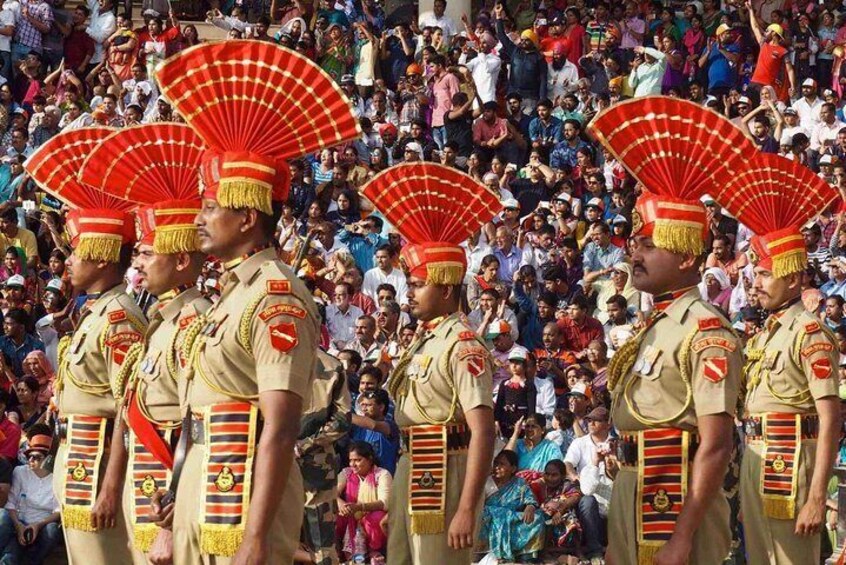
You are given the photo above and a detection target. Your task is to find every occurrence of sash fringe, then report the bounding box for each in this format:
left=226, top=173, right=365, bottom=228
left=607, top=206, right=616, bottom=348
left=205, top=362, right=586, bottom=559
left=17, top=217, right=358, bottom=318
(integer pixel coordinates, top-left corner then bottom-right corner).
left=133, top=524, right=159, bottom=552
left=61, top=505, right=95, bottom=532
left=638, top=542, right=662, bottom=565
left=763, top=495, right=797, bottom=520
left=200, top=525, right=244, bottom=557
left=410, top=512, right=445, bottom=535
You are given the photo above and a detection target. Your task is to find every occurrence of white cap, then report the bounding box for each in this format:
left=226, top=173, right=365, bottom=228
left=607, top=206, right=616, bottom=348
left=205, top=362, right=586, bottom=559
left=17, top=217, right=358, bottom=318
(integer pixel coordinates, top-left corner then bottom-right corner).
left=405, top=142, right=423, bottom=156
left=5, top=274, right=24, bottom=288
left=567, top=382, right=588, bottom=397
left=501, top=198, right=520, bottom=210
left=612, top=214, right=628, bottom=224
left=45, top=279, right=64, bottom=293
left=820, top=154, right=834, bottom=165
left=802, top=78, right=817, bottom=87
left=704, top=95, right=718, bottom=106
left=508, top=345, right=529, bottom=362
left=737, top=96, right=751, bottom=105
left=585, top=197, right=604, bottom=210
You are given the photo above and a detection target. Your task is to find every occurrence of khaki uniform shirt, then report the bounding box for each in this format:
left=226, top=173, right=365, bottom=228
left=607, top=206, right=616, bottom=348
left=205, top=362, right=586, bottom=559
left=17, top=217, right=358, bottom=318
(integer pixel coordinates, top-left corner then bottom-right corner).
left=187, top=248, right=319, bottom=410
left=133, top=287, right=210, bottom=423
left=298, top=349, right=352, bottom=492
left=392, top=313, right=493, bottom=428
left=746, top=301, right=839, bottom=415
left=59, top=286, right=147, bottom=418
left=610, top=290, right=743, bottom=432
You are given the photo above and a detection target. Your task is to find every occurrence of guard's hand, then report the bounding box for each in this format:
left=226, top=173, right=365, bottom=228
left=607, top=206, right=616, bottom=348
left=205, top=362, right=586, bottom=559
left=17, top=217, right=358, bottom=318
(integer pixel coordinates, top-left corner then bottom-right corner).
left=91, top=488, right=119, bottom=530
left=795, top=496, right=826, bottom=536
left=148, top=528, right=174, bottom=565
left=149, top=490, right=174, bottom=529
left=447, top=507, right=475, bottom=549
left=653, top=534, right=692, bottom=565
left=231, top=533, right=268, bottom=565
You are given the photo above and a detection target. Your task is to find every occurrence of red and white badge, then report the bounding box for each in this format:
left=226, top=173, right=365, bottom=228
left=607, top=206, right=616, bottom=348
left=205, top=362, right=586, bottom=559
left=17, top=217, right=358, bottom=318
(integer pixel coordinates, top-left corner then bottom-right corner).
left=269, top=322, right=299, bottom=353
left=466, top=355, right=485, bottom=378
left=811, top=357, right=832, bottom=379
left=702, top=357, right=727, bottom=384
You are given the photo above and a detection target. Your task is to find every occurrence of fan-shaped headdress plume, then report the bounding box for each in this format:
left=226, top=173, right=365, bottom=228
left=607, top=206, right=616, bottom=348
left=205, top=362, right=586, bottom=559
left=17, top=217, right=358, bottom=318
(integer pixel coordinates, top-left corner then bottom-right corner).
left=361, top=163, right=500, bottom=285
left=25, top=127, right=136, bottom=263
left=587, top=96, right=755, bottom=255
left=156, top=41, right=362, bottom=215
left=711, top=153, right=837, bottom=278
left=79, top=124, right=205, bottom=255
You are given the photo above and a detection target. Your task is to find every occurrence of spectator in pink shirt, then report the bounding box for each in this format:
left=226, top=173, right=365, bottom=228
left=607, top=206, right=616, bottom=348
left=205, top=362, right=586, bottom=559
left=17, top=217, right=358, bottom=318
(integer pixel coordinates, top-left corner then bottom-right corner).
left=429, top=53, right=459, bottom=150
left=473, top=100, right=509, bottom=161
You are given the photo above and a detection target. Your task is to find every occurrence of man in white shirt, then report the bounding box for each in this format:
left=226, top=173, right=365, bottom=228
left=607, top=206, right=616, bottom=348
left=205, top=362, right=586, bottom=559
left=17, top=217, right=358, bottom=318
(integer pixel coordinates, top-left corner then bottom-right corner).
left=792, top=78, right=824, bottom=130
left=0, top=3, right=14, bottom=81
left=461, top=229, right=492, bottom=285
left=85, top=0, right=114, bottom=66
left=462, top=33, right=500, bottom=104
left=564, top=405, right=612, bottom=561
left=418, top=0, right=457, bottom=39
left=468, top=287, right=519, bottom=341
left=325, top=282, right=365, bottom=350
left=780, top=107, right=808, bottom=142
left=362, top=244, right=408, bottom=305
left=526, top=348, right=556, bottom=418
left=547, top=44, right=579, bottom=103
left=810, top=102, right=846, bottom=154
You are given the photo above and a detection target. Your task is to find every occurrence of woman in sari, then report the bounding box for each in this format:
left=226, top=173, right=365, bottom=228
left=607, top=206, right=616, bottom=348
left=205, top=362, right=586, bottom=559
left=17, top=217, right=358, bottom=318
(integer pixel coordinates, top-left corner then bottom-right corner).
left=467, top=254, right=509, bottom=310
left=592, top=262, right=639, bottom=323
left=505, top=414, right=564, bottom=473
left=335, top=441, right=391, bottom=564
left=8, top=377, right=46, bottom=433
left=22, top=351, right=54, bottom=408
left=700, top=266, right=732, bottom=316
left=105, top=15, right=139, bottom=81
left=319, top=23, right=353, bottom=83
left=533, top=460, right=582, bottom=559
left=480, top=449, right=545, bottom=562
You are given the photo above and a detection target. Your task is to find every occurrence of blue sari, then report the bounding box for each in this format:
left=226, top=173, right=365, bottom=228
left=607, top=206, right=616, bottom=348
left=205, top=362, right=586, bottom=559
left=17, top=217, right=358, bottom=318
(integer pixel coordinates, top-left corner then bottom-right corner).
left=516, top=438, right=564, bottom=472
left=480, top=476, right=545, bottom=561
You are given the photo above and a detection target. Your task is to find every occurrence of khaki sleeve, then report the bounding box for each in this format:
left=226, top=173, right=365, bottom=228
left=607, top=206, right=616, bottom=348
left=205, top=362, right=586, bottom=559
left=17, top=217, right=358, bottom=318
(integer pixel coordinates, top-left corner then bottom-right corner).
left=102, top=315, right=145, bottom=383
left=250, top=290, right=319, bottom=400
left=449, top=339, right=494, bottom=413
left=798, top=329, right=840, bottom=400
left=689, top=327, right=743, bottom=418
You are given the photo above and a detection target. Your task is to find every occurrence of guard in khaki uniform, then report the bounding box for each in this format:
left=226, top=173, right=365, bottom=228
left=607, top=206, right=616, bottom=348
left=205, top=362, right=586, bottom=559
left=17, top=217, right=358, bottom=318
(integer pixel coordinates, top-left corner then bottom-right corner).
left=156, top=41, right=361, bottom=564
left=360, top=163, right=500, bottom=565
left=710, top=153, right=842, bottom=565
left=296, top=348, right=351, bottom=565
left=78, top=123, right=212, bottom=564
left=589, top=98, right=749, bottom=565
left=25, top=127, right=147, bottom=564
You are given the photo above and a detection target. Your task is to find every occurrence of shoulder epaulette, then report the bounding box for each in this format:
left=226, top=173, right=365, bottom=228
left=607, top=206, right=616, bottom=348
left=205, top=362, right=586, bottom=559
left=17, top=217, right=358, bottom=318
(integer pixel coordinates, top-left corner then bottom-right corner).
left=458, top=330, right=477, bottom=341
left=698, top=317, right=722, bottom=331
left=108, top=310, right=127, bottom=324
left=805, top=321, right=821, bottom=334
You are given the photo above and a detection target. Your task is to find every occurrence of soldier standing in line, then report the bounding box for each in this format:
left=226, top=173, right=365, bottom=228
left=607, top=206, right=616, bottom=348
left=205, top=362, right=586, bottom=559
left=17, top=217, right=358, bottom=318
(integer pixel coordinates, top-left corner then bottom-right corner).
left=155, top=41, right=361, bottom=564
left=360, top=163, right=500, bottom=565
left=77, top=123, right=211, bottom=565
left=25, top=127, right=147, bottom=564
left=712, top=153, right=842, bottom=565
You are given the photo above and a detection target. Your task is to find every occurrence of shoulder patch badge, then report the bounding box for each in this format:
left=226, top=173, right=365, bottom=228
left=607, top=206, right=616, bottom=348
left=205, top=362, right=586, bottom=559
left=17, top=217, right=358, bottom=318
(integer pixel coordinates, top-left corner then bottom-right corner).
left=811, top=357, right=833, bottom=379
left=269, top=321, right=299, bottom=353
left=800, top=342, right=834, bottom=358
left=701, top=357, right=728, bottom=384
left=805, top=321, right=822, bottom=334
left=458, top=331, right=477, bottom=341
left=108, top=310, right=127, bottom=324
left=179, top=314, right=197, bottom=330
left=259, top=303, right=307, bottom=322
left=691, top=336, right=737, bottom=353
left=465, top=355, right=486, bottom=378
left=267, top=280, right=291, bottom=295
left=697, top=317, right=722, bottom=331
left=458, top=346, right=488, bottom=360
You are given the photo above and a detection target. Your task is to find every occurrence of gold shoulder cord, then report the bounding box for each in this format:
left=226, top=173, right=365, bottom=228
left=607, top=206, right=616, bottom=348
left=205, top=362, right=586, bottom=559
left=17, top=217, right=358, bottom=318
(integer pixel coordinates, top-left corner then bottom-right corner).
left=180, top=315, right=206, bottom=379
left=113, top=342, right=144, bottom=401
left=238, top=291, right=267, bottom=355
left=762, top=329, right=812, bottom=406
left=409, top=339, right=459, bottom=425
left=60, top=329, right=112, bottom=396
left=622, top=327, right=698, bottom=426
left=607, top=327, right=645, bottom=392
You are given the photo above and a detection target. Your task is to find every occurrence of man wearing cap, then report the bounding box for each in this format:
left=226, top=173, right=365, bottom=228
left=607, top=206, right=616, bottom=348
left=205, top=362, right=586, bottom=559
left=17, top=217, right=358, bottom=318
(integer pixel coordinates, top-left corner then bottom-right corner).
left=713, top=155, right=841, bottom=565
left=339, top=74, right=365, bottom=118
left=495, top=3, right=547, bottom=113
left=361, top=163, right=498, bottom=565
left=747, top=0, right=795, bottom=101
left=793, top=78, right=824, bottom=129
left=698, top=24, right=740, bottom=98
left=156, top=42, right=361, bottom=563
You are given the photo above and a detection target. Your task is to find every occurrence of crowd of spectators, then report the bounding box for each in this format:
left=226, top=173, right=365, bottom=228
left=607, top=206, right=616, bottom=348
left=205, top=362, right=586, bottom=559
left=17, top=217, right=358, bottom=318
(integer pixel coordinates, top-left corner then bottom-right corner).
left=0, top=0, right=844, bottom=561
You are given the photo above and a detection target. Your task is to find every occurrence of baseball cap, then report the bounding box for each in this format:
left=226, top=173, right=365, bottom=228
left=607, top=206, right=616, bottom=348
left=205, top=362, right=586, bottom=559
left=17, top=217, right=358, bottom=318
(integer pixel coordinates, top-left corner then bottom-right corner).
left=405, top=141, right=423, bottom=156
left=783, top=107, right=798, bottom=116
left=566, top=382, right=588, bottom=397
left=554, top=193, right=572, bottom=203
left=820, top=154, right=834, bottom=165
left=701, top=195, right=717, bottom=206
left=340, top=74, right=355, bottom=85
left=704, top=95, right=719, bottom=106
left=766, top=23, right=784, bottom=37
left=585, top=197, right=604, bottom=210
left=24, top=434, right=52, bottom=456
left=508, top=346, right=529, bottom=362
left=737, top=96, right=751, bottom=106
left=45, top=279, right=64, bottom=294
left=824, top=89, right=836, bottom=98
left=612, top=214, right=628, bottom=225
left=715, top=23, right=730, bottom=37
left=802, top=78, right=817, bottom=88
left=502, top=198, right=520, bottom=210
left=5, top=275, right=24, bottom=289
left=486, top=319, right=512, bottom=339
left=585, top=406, right=609, bottom=422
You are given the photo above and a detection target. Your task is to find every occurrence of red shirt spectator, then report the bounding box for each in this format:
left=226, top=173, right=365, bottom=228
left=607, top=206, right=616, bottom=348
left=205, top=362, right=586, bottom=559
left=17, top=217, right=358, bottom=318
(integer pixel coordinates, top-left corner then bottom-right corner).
left=557, top=296, right=604, bottom=359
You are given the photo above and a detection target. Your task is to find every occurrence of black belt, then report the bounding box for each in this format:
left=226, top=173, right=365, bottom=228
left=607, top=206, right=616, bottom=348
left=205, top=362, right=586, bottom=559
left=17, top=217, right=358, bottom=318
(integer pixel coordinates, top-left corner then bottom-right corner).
left=617, top=432, right=700, bottom=466
left=401, top=423, right=471, bottom=452
left=744, top=413, right=820, bottom=441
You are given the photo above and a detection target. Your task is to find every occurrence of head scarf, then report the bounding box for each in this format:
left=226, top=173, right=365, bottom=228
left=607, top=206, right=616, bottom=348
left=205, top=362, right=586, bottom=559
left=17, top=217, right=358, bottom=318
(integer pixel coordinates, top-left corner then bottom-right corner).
left=699, top=266, right=731, bottom=300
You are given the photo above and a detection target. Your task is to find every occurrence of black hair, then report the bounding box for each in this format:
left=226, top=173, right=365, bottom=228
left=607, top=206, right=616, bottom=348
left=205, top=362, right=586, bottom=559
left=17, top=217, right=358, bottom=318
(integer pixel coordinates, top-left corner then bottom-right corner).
left=349, top=440, right=378, bottom=463
left=5, top=308, right=28, bottom=327
left=338, top=349, right=363, bottom=369
left=606, top=293, right=628, bottom=309
left=359, top=365, right=384, bottom=383
left=570, top=294, right=590, bottom=310
left=495, top=449, right=518, bottom=467
left=545, top=459, right=566, bottom=474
